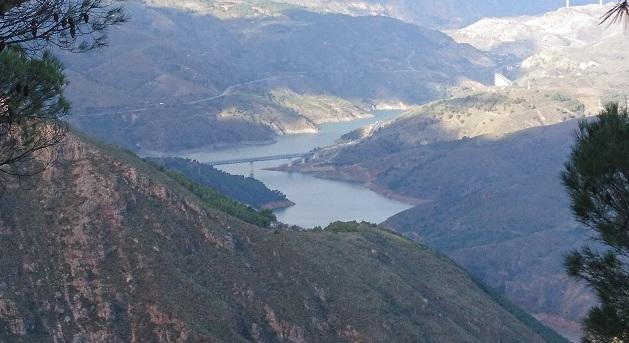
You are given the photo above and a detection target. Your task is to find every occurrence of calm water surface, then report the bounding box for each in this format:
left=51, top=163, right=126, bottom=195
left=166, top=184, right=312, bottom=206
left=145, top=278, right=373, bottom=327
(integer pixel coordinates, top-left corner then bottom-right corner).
left=182, top=111, right=413, bottom=228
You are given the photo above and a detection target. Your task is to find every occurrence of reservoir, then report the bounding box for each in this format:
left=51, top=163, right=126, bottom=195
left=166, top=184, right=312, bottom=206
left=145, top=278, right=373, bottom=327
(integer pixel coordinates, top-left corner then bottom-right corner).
left=182, top=111, right=413, bottom=228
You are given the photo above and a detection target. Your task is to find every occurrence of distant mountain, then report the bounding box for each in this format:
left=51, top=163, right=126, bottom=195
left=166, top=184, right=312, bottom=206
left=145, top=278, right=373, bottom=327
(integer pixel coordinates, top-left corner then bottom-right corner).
left=148, top=0, right=600, bottom=28
left=147, top=157, right=293, bottom=210
left=451, top=5, right=610, bottom=58
left=62, top=1, right=493, bottom=152
left=0, top=133, right=565, bottom=342
left=451, top=4, right=629, bottom=100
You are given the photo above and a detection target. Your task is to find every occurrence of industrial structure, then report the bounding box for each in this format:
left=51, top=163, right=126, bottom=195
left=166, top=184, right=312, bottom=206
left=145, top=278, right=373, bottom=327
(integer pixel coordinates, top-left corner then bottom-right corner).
left=494, top=72, right=514, bottom=87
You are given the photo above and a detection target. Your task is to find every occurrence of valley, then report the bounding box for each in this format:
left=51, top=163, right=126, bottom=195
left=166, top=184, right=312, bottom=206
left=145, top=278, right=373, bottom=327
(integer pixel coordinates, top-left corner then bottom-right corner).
left=279, top=92, right=594, bottom=341
left=2, top=0, right=625, bottom=341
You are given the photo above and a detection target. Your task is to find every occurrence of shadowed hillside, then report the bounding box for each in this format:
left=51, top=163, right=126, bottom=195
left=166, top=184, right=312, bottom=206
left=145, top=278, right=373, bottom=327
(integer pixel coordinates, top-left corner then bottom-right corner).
left=279, top=114, right=595, bottom=340
left=377, top=121, right=594, bottom=339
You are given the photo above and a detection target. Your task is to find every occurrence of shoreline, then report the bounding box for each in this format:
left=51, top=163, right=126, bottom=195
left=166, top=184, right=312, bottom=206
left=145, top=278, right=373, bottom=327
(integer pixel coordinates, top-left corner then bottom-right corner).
left=267, top=163, right=424, bottom=206
left=261, top=200, right=296, bottom=211
left=136, top=109, right=407, bottom=158
left=365, top=182, right=426, bottom=206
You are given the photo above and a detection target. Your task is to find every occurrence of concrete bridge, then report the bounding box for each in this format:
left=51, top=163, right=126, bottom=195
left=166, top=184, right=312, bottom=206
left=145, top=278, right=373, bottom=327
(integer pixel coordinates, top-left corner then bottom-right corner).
left=207, top=152, right=314, bottom=166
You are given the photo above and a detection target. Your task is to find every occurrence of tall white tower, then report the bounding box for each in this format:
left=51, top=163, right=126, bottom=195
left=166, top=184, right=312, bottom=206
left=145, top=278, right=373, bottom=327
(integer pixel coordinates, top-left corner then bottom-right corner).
left=566, top=0, right=570, bottom=8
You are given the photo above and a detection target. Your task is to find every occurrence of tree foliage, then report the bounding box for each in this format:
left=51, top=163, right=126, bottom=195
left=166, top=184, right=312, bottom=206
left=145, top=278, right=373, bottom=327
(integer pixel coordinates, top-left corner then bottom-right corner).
left=0, top=0, right=126, bottom=54
left=146, top=157, right=289, bottom=210
left=562, top=103, right=629, bottom=343
left=601, top=1, right=629, bottom=28
left=0, top=48, right=68, bottom=176
left=0, top=0, right=125, bottom=179
left=159, top=167, right=277, bottom=228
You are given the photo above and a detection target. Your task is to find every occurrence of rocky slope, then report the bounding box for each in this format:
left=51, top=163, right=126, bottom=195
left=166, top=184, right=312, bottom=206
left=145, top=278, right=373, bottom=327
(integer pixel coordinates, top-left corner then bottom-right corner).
left=0, top=132, right=566, bottom=342
left=62, top=0, right=494, bottom=152
left=450, top=5, right=610, bottom=58
left=377, top=121, right=594, bottom=341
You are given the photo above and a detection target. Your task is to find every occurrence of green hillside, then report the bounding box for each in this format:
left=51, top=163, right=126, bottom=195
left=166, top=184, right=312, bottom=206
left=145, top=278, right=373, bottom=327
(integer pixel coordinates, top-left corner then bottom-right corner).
left=147, top=157, right=292, bottom=210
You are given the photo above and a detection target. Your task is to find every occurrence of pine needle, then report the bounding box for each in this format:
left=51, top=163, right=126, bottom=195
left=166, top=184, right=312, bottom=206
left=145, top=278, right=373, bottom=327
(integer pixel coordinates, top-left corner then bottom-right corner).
left=601, top=0, right=629, bottom=30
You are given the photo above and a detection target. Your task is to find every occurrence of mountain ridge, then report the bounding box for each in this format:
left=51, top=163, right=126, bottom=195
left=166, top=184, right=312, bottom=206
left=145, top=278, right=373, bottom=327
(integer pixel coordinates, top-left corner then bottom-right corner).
left=146, top=0, right=603, bottom=29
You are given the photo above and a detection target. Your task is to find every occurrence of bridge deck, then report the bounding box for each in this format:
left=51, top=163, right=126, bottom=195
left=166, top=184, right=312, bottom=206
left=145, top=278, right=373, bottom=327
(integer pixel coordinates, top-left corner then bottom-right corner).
left=208, top=152, right=311, bottom=166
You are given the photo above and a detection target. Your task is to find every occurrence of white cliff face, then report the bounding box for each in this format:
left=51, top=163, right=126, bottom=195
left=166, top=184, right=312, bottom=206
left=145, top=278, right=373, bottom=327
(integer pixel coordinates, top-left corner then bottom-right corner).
left=451, top=5, right=614, bottom=57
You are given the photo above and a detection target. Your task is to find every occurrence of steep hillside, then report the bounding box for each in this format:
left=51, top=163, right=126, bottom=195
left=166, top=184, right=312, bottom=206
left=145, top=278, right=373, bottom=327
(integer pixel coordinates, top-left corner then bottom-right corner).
left=147, top=157, right=293, bottom=210
left=62, top=1, right=493, bottom=152
left=0, top=133, right=564, bottom=342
